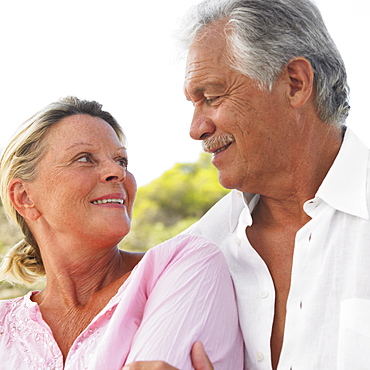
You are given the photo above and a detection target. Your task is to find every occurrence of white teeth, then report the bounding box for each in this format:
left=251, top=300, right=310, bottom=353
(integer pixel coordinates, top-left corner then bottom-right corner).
left=213, top=142, right=232, bottom=156
left=92, top=198, right=124, bottom=205
left=214, top=147, right=225, bottom=155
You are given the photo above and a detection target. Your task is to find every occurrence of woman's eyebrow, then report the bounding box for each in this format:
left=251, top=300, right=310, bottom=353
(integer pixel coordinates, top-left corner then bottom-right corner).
left=66, top=142, right=94, bottom=151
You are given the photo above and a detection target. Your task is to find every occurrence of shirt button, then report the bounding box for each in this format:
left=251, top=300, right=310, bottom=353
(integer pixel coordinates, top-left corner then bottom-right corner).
left=260, top=291, right=269, bottom=299
left=256, top=351, right=264, bottom=362
left=235, top=237, right=241, bottom=246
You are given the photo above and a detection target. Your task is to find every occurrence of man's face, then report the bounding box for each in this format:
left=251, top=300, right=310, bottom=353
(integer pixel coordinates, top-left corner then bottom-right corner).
left=184, top=22, right=293, bottom=194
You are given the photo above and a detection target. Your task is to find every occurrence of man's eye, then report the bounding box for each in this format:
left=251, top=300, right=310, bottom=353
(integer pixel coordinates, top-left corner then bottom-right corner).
left=117, top=158, right=128, bottom=169
left=205, top=96, right=220, bottom=104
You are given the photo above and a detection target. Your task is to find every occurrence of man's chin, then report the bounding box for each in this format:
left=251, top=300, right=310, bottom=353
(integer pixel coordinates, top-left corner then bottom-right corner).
left=218, top=172, right=237, bottom=191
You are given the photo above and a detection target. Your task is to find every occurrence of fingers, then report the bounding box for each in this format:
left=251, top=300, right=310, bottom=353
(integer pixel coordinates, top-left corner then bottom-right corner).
left=191, top=342, right=214, bottom=370
left=122, top=342, right=214, bottom=370
left=122, top=361, right=178, bottom=370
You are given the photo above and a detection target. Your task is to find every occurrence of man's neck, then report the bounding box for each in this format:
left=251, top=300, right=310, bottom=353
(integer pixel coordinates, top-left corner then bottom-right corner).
left=250, top=122, right=344, bottom=218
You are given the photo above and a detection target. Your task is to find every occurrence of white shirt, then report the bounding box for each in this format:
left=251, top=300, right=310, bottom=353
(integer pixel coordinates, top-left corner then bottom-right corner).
left=184, top=128, right=370, bottom=369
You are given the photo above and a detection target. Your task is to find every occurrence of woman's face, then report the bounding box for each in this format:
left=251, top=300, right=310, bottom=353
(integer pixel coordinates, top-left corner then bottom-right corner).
left=25, top=114, right=137, bottom=248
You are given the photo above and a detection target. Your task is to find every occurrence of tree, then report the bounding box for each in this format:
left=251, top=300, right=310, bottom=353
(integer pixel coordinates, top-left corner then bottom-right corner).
left=121, top=153, right=229, bottom=251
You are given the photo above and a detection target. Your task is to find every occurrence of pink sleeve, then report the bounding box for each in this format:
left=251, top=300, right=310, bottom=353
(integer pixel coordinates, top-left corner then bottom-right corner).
left=125, top=235, right=244, bottom=370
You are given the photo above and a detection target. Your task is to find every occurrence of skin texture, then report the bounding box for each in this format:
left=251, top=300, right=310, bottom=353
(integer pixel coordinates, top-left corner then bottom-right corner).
left=184, top=21, right=322, bottom=195
left=184, top=21, right=344, bottom=369
left=9, top=115, right=142, bottom=361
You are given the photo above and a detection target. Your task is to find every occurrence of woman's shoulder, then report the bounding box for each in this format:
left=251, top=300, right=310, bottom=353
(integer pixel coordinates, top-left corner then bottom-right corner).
left=149, top=234, right=222, bottom=260
left=125, top=235, right=228, bottom=295
left=141, top=234, right=227, bottom=276
left=0, top=294, right=25, bottom=317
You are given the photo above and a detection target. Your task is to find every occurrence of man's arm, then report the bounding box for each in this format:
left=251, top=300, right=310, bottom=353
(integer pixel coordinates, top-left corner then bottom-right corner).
left=122, top=342, right=213, bottom=370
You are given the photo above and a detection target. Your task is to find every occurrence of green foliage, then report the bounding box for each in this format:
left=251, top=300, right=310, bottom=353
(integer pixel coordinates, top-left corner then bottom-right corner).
left=120, top=153, right=229, bottom=251
left=0, top=200, right=23, bottom=256
left=0, top=202, right=28, bottom=299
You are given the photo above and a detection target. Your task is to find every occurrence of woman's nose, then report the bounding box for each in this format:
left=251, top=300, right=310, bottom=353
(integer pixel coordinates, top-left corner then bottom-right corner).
left=101, top=160, right=127, bottom=183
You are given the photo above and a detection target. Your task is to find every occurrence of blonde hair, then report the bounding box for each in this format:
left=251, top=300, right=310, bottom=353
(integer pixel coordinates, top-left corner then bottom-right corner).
left=0, top=96, right=126, bottom=286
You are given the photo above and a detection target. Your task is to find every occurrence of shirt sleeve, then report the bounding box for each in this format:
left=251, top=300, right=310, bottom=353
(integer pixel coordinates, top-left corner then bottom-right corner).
left=125, top=235, right=244, bottom=370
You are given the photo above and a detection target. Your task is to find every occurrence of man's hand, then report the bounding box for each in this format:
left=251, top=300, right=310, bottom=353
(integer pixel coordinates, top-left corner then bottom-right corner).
left=122, top=361, right=177, bottom=370
left=122, top=341, right=213, bottom=370
left=191, top=342, right=214, bottom=370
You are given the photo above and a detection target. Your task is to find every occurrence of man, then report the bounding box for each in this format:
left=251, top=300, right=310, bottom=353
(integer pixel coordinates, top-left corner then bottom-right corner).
left=124, top=0, right=370, bottom=369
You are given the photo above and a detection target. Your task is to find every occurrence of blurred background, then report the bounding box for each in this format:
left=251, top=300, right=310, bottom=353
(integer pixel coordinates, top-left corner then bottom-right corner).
left=0, top=0, right=369, bottom=298
left=0, top=0, right=369, bottom=186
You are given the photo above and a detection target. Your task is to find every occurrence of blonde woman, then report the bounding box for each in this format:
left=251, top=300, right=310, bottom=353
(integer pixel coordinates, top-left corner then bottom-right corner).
left=0, top=97, right=243, bottom=369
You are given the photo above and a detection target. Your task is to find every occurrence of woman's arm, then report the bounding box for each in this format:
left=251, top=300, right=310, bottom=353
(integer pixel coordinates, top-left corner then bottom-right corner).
left=124, top=235, right=243, bottom=369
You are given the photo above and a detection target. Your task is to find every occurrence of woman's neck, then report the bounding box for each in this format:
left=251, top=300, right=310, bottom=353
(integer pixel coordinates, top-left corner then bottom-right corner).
left=31, top=247, right=138, bottom=363
left=33, top=240, right=143, bottom=309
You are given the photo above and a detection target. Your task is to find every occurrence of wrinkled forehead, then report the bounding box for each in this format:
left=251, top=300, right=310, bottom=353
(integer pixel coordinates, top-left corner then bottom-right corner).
left=43, top=115, right=125, bottom=155
left=186, top=20, right=233, bottom=72
left=185, top=29, right=232, bottom=95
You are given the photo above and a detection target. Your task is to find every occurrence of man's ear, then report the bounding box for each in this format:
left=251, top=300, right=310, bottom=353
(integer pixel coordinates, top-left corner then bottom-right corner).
left=8, top=179, right=41, bottom=221
left=284, top=57, right=314, bottom=108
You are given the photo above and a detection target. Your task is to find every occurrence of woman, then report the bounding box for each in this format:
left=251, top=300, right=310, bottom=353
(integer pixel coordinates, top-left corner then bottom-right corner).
left=0, top=97, right=243, bottom=369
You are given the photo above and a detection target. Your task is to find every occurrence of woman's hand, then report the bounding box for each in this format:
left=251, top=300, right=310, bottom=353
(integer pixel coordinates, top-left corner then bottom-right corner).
left=122, top=342, right=214, bottom=370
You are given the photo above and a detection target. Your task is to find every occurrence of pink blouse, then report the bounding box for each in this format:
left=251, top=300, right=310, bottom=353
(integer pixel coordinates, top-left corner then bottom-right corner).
left=0, top=235, right=243, bottom=369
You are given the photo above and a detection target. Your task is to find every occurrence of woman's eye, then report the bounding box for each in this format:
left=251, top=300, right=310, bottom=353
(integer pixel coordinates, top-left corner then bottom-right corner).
left=77, top=154, right=93, bottom=163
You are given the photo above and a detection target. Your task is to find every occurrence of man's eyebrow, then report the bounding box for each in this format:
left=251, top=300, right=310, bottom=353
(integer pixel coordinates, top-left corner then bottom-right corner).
left=187, top=82, right=225, bottom=95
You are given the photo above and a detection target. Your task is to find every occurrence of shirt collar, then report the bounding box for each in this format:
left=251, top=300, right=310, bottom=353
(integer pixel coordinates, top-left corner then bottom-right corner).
left=228, top=128, right=370, bottom=231
left=228, top=190, right=258, bottom=232
left=228, top=190, right=245, bottom=232
left=315, top=128, right=369, bottom=220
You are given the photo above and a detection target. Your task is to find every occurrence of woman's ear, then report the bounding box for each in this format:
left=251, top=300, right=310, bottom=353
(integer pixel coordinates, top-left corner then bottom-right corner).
left=8, top=179, right=41, bottom=221
left=284, top=57, right=314, bottom=108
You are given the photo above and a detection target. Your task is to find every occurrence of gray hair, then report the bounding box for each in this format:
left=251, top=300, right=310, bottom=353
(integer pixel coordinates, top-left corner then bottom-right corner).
left=0, top=96, right=125, bottom=285
left=180, top=0, right=350, bottom=126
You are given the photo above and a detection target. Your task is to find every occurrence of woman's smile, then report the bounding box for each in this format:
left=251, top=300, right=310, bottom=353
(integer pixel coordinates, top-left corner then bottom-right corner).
left=90, top=193, right=126, bottom=207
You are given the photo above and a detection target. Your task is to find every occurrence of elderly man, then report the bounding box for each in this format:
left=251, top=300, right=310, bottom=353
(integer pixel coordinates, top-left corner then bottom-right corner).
left=124, top=0, right=370, bottom=369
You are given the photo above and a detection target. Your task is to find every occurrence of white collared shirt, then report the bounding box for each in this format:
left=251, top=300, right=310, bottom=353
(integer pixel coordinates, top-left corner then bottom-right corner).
left=184, top=128, right=370, bottom=369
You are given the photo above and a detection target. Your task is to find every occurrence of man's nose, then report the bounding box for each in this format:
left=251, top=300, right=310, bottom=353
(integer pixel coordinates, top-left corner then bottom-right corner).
left=189, top=110, right=216, bottom=141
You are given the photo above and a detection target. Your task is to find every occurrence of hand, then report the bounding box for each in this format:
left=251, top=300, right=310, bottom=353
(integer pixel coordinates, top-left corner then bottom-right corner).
left=122, top=361, right=177, bottom=370
left=122, top=341, right=213, bottom=370
left=191, top=342, right=214, bottom=370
